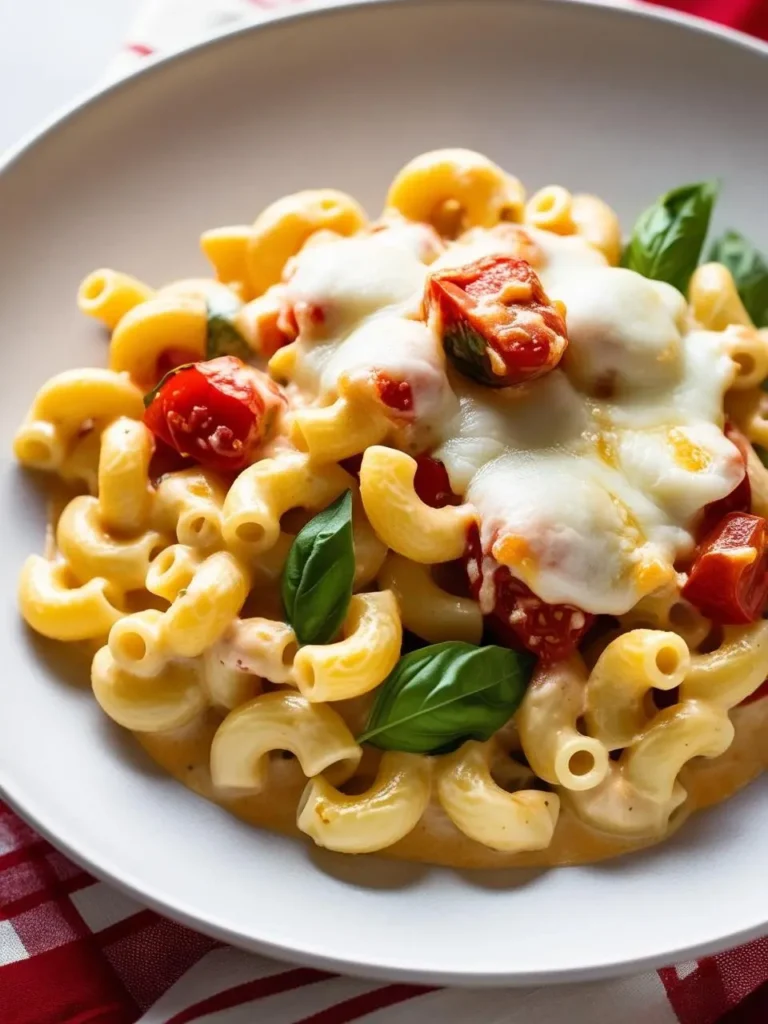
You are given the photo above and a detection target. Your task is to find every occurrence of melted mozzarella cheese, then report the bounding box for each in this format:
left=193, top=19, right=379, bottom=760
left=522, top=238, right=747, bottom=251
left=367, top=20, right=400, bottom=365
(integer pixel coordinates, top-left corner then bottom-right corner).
left=284, top=232, right=426, bottom=342
left=555, top=267, right=684, bottom=393
left=279, top=223, right=742, bottom=616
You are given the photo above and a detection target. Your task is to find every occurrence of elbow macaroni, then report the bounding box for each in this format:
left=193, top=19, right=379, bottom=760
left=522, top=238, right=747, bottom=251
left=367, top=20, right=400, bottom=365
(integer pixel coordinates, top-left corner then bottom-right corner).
left=15, top=149, right=768, bottom=868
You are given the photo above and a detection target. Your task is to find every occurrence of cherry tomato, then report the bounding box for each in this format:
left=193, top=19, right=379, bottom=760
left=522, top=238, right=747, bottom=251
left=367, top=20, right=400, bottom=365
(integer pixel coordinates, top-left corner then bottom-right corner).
left=698, top=421, right=751, bottom=539
left=682, top=512, right=768, bottom=624
left=143, top=355, right=284, bottom=473
left=464, top=525, right=592, bottom=661
left=413, top=456, right=458, bottom=508
left=372, top=372, right=414, bottom=414
left=426, top=255, right=568, bottom=387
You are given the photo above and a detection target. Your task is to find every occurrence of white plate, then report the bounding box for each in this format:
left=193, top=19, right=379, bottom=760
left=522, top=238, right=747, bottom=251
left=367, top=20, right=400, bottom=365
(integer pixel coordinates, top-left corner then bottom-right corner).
left=1, top=0, right=767, bottom=986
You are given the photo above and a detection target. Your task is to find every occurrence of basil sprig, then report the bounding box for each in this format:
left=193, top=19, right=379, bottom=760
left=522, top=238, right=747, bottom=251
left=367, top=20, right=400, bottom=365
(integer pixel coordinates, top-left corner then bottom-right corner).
left=622, top=180, right=718, bottom=293
left=206, top=293, right=251, bottom=360
left=358, top=642, right=535, bottom=754
left=281, top=491, right=355, bottom=645
left=708, top=230, right=768, bottom=328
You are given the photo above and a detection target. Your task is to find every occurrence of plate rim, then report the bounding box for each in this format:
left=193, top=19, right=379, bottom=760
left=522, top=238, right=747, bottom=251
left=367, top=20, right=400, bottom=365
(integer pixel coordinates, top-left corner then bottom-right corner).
left=2, top=0, right=768, bottom=986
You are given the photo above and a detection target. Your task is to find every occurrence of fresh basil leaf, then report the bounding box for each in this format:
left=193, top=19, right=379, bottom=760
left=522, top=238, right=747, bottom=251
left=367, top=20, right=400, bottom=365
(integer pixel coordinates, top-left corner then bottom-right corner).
left=358, top=642, right=535, bottom=754
left=708, top=230, right=768, bottom=328
left=443, top=318, right=507, bottom=388
left=142, top=362, right=195, bottom=408
left=281, top=490, right=355, bottom=645
left=206, top=294, right=251, bottom=361
left=622, top=180, right=719, bottom=293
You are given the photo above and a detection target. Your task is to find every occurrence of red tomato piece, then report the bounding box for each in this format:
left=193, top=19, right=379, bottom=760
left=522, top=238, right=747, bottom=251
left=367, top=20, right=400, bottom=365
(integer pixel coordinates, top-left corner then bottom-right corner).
left=463, top=525, right=592, bottom=661
left=426, top=255, right=568, bottom=387
left=155, top=347, right=202, bottom=382
left=143, top=355, right=284, bottom=473
left=413, top=456, right=459, bottom=509
left=682, top=512, right=768, bottom=624
left=698, top=421, right=752, bottom=539
left=372, top=372, right=414, bottom=414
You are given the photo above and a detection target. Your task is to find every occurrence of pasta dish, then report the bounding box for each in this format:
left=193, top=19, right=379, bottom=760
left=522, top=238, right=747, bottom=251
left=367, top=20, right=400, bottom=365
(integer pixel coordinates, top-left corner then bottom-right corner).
left=14, top=149, right=768, bottom=867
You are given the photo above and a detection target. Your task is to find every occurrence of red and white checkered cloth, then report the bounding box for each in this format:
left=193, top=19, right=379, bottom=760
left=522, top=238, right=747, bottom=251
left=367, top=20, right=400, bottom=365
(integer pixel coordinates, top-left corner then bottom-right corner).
left=3, top=2, right=768, bottom=1021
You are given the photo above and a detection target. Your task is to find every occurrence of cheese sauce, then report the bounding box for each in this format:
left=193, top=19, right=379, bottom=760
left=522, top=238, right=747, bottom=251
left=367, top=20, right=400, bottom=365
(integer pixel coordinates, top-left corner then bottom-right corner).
left=282, top=222, right=743, bottom=615
left=137, top=698, right=768, bottom=869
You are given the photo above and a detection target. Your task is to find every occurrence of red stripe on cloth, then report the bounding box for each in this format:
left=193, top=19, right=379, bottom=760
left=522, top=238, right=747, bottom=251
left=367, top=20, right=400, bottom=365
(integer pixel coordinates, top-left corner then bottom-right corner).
left=1, top=938, right=139, bottom=1024
left=164, top=967, right=336, bottom=1024
left=0, top=840, right=49, bottom=872
left=101, top=913, right=218, bottom=1013
left=645, top=1, right=768, bottom=41
left=294, top=984, right=437, bottom=1024
left=720, top=981, right=768, bottom=1022
left=1, top=867, right=92, bottom=921
left=125, top=42, right=155, bottom=56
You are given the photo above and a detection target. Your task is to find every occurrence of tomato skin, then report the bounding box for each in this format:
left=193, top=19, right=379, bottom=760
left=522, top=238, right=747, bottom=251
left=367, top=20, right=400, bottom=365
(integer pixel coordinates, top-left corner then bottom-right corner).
left=426, top=255, right=568, bottom=387
left=698, top=422, right=751, bottom=539
left=143, top=356, right=284, bottom=473
left=463, top=524, right=592, bottom=661
left=413, top=456, right=458, bottom=508
left=682, top=512, right=768, bottom=624
left=373, top=372, right=414, bottom=414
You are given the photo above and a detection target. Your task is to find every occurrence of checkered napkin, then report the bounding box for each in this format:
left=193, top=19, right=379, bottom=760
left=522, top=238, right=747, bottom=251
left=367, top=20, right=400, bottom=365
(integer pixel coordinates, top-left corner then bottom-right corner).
left=3, top=1, right=768, bottom=1022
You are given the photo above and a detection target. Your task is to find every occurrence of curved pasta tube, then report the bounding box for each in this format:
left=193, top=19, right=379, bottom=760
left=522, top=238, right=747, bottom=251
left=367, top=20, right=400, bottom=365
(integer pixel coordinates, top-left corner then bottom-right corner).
left=723, top=325, right=768, bottom=391
left=352, top=510, right=388, bottom=590
left=689, top=263, right=753, bottom=331
left=293, top=591, right=401, bottom=702
left=517, top=658, right=610, bottom=792
left=98, top=418, right=154, bottom=533
left=157, top=278, right=240, bottom=306
left=436, top=741, right=559, bottom=853
left=152, top=468, right=228, bottom=552
left=19, top=556, right=123, bottom=641
left=385, top=149, right=524, bottom=235
left=563, top=765, right=688, bottom=839
left=680, top=621, right=768, bottom=709
left=77, top=269, right=154, bottom=330
left=617, top=584, right=710, bottom=651
left=109, top=294, right=206, bottom=386
left=91, top=645, right=205, bottom=733
left=163, top=551, right=251, bottom=658
left=145, top=544, right=205, bottom=602
left=724, top=387, right=768, bottom=449
left=250, top=532, right=294, bottom=588
left=13, top=369, right=144, bottom=472
left=56, top=495, right=168, bottom=591
left=213, top=616, right=298, bottom=685
left=585, top=630, right=691, bottom=749
left=623, top=699, right=734, bottom=804
left=202, top=646, right=261, bottom=711
left=210, top=691, right=362, bottom=792
left=59, top=428, right=102, bottom=494
left=200, top=225, right=253, bottom=290
left=221, top=452, right=354, bottom=555
left=378, top=553, right=482, bottom=644
left=297, top=752, right=432, bottom=854
left=289, top=398, right=390, bottom=464
left=524, top=186, right=575, bottom=236
left=745, top=441, right=768, bottom=518
left=571, top=194, right=622, bottom=266
left=108, top=609, right=169, bottom=678
left=246, top=189, right=367, bottom=296
left=360, top=447, right=476, bottom=563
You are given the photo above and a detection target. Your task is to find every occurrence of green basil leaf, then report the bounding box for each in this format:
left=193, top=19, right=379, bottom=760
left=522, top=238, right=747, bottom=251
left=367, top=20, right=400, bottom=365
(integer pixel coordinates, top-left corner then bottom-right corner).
left=708, top=230, right=768, bottom=328
left=443, top=319, right=507, bottom=388
left=622, top=180, right=719, bottom=293
left=358, top=642, right=535, bottom=754
left=206, top=294, right=251, bottom=361
left=142, top=362, right=195, bottom=409
left=281, top=490, right=355, bottom=645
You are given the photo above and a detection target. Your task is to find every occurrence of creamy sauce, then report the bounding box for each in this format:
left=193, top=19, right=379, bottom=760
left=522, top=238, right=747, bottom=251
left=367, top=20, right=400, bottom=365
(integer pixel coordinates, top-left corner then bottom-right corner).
left=136, top=699, right=768, bottom=868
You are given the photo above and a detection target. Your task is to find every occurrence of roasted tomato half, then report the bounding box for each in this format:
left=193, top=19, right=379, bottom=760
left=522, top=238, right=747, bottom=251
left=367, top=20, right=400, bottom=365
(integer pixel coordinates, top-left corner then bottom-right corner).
left=464, top=524, right=593, bottom=661
left=682, top=512, right=768, bottom=624
left=426, top=255, right=568, bottom=387
left=143, top=355, right=284, bottom=473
